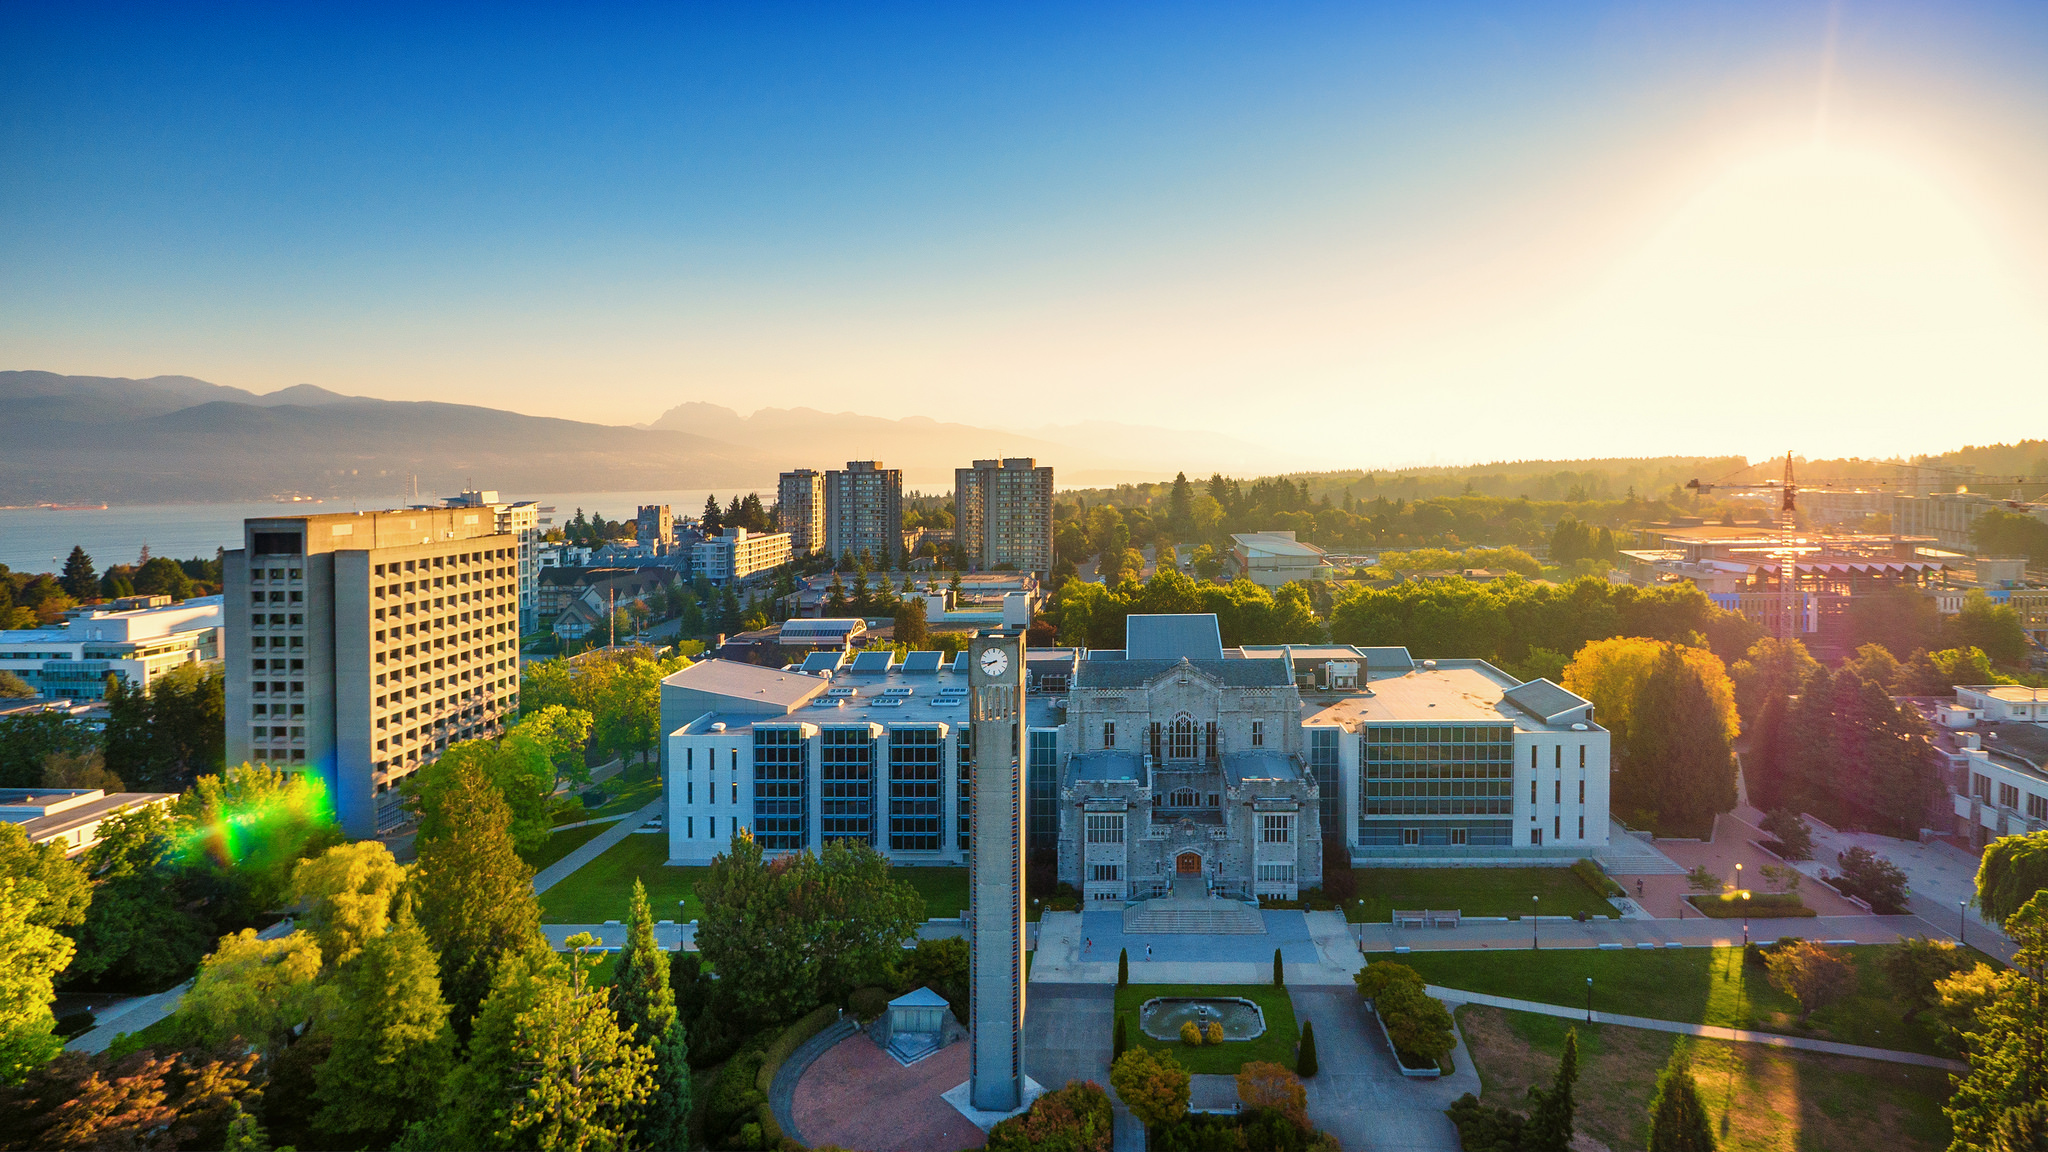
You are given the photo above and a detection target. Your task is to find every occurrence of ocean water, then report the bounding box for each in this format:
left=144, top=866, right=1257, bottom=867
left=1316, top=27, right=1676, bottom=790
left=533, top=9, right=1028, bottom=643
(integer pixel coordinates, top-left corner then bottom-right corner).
left=0, top=488, right=740, bottom=573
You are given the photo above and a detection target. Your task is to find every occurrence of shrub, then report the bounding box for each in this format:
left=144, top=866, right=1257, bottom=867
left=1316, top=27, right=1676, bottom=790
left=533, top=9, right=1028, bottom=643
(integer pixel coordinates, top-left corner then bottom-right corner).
left=1354, top=960, right=1425, bottom=1002
left=1685, top=891, right=1814, bottom=919
left=1180, top=1021, right=1203, bottom=1046
left=1765, top=941, right=1856, bottom=1023
left=987, top=1080, right=1114, bottom=1152
left=1446, top=1092, right=1526, bottom=1152
left=1119, top=948, right=1129, bottom=987
left=1377, top=982, right=1456, bottom=1070
left=1297, top=1020, right=1317, bottom=1078
left=1111, top=1048, right=1190, bottom=1129
left=1235, top=1061, right=1307, bottom=1128
left=1832, top=847, right=1909, bottom=914
left=1152, top=1109, right=1333, bottom=1152
left=1274, top=947, right=1285, bottom=987
left=1572, top=857, right=1624, bottom=898
left=1744, top=935, right=1805, bottom=969
left=1760, top=808, right=1814, bottom=860
left=848, top=986, right=890, bottom=1022
left=704, top=1049, right=767, bottom=1146
left=1203, top=1021, right=1224, bottom=1045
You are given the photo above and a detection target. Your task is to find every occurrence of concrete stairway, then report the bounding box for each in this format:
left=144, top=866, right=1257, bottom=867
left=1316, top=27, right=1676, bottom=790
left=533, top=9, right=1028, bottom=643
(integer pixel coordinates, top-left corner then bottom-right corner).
left=1122, top=900, right=1267, bottom=935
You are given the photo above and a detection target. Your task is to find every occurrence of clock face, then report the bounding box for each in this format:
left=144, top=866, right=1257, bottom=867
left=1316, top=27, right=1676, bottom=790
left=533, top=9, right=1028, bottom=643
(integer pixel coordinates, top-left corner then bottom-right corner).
left=979, top=647, right=1010, bottom=678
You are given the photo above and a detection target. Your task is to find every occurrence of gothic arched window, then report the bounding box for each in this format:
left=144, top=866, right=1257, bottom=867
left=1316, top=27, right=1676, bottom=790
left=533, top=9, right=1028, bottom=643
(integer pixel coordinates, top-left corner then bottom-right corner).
left=1168, top=716, right=1199, bottom=761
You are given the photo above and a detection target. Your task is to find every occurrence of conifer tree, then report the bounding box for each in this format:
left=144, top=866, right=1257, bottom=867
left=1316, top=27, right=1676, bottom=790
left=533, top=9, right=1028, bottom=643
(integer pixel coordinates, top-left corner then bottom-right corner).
left=1113, top=1014, right=1128, bottom=1063
left=1647, top=1048, right=1715, bottom=1152
left=613, top=880, right=691, bottom=1151
left=1525, top=1027, right=1578, bottom=1151
left=59, top=546, right=96, bottom=601
left=1118, top=948, right=1129, bottom=987
left=1297, top=1019, right=1318, bottom=1078
left=1274, top=947, right=1285, bottom=987
left=409, top=754, right=544, bottom=1034
left=314, top=894, right=455, bottom=1144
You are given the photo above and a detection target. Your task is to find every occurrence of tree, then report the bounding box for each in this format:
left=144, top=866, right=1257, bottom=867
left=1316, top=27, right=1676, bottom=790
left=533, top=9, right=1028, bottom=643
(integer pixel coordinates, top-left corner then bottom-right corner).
left=1728, top=637, right=1821, bottom=725
left=0, top=1046, right=264, bottom=1151
left=1297, top=1019, right=1317, bottom=1078
left=0, top=823, right=91, bottom=932
left=1525, top=1027, right=1578, bottom=1152
left=291, top=840, right=405, bottom=967
left=987, top=1079, right=1114, bottom=1152
left=1235, top=1061, right=1307, bottom=1128
left=1948, top=592, right=2030, bottom=668
left=0, top=712, right=97, bottom=790
left=41, top=749, right=123, bottom=792
left=0, top=877, right=75, bottom=1084
left=1978, top=830, right=2048, bottom=927
left=1646, top=1049, right=1716, bottom=1152
left=434, top=938, right=655, bottom=1152
left=701, top=496, right=723, bottom=537
left=102, top=663, right=227, bottom=793
left=1759, top=809, right=1813, bottom=861
left=1834, top=846, right=1910, bottom=914
left=1112, top=1015, right=1128, bottom=1063
left=1765, top=941, right=1855, bottom=1023
left=1685, top=865, right=1722, bottom=894
left=1940, top=894, right=2048, bottom=1152
left=0, top=671, right=31, bottom=699
left=175, top=762, right=343, bottom=926
left=1604, top=643, right=1737, bottom=832
left=62, top=804, right=213, bottom=991
left=59, top=546, right=96, bottom=602
left=179, top=929, right=328, bottom=1051
left=1377, top=981, right=1456, bottom=1068
left=1118, top=948, right=1129, bottom=987
left=894, top=597, right=930, bottom=649
left=613, top=880, right=691, bottom=1152
left=1881, top=937, right=1970, bottom=1024
left=133, top=556, right=194, bottom=602
left=1274, top=947, right=1285, bottom=987
left=408, top=751, right=545, bottom=1035
left=313, top=895, right=454, bottom=1144
left=1110, top=1047, right=1189, bottom=1130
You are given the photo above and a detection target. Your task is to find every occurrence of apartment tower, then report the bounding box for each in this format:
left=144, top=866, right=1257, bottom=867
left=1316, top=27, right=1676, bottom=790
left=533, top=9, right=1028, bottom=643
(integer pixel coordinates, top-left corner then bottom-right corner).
left=955, top=458, right=1055, bottom=575
left=824, top=460, right=903, bottom=565
left=224, top=509, right=523, bottom=837
left=777, top=469, right=826, bottom=557
left=442, top=491, right=542, bottom=632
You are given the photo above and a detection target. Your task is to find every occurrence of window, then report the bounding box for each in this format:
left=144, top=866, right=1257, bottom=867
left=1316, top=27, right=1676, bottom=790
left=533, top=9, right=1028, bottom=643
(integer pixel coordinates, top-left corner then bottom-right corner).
left=1531, top=779, right=1538, bottom=804
left=2029, top=793, right=2048, bottom=821
left=1261, top=814, right=1293, bottom=843
left=1578, top=815, right=1585, bottom=838
left=1086, top=813, right=1124, bottom=844
left=1554, top=745, right=1561, bottom=768
left=1401, top=827, right=1421, bottom=846
left=1531, top=828, right=1544, bottom=846
left=687, top=816, right=694, bottom=838
left=1251, top=720, right=1264, bottom=747
left=1089, top=864, right=1121, bottom=882
left=1579, top=745, right=1586, bottom=768
left=1531, top=746, right=1537, bottom=768
left=1554, top=815, right=1561, bottom=839
left=1256, top=864, right=1294, bottom=883
left=1169, top=788, right=1198, bottom=807
left=1102, top=721, right=1115, bottom=748
left=1554, top=780, right=1561, bottom=803
left=1449, top=827, right=1468, bottom=846
left=2000, top=783, right=2021, bottom=809
left=1168, top=717, right=1199, bottom=760
left=1578, top=780, right=1585, bottom=803
left=1974, top=774, right=1993, bottom=802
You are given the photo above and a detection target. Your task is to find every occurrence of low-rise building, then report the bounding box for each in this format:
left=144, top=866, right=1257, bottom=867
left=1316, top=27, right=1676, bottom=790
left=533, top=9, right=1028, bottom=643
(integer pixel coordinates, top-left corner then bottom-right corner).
left=0, top=595, right=222, bottom=700
left=1227, top=532, right=1335, bottom=587
left=693, top=528, right=792, bottom=586
left=2, top=788, right=177, bottom=856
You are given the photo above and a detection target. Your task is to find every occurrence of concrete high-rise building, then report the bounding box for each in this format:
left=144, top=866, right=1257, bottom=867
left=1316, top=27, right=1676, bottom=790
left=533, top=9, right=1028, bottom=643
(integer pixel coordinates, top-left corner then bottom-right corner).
left=224, top=509, right=523, bottom=837
left=955, top=458, right=1054, bottom=575
left=967, top=628, right=1030, bottom=1114
left=443, top=491, right=543, bottom=633
left=637, top=505, right=675, bottom=553
left=777, top=469, right=826, bottom=557
left=824, top=461, right=903, bottom=565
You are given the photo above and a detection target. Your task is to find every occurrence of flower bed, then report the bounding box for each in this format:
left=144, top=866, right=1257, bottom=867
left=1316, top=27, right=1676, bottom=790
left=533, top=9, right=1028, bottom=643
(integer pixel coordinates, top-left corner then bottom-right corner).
left=1684, top=892, right=1816, bottom=919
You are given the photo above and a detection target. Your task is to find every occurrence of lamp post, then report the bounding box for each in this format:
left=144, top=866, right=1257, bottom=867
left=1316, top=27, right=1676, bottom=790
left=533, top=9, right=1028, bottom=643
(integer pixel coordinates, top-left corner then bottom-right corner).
left=1585, top=976, right=1594, bottom=1023
left=1741, top=890, right=1752, bottom=949
left=1960, top=899, right=1969, bottom=948
left=1532, top=895, right=1540, bottom=950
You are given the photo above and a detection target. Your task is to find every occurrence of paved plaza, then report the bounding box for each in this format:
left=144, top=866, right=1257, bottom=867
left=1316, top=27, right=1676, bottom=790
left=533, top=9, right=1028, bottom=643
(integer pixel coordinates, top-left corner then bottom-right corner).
left=791, top=1031, right=987, bottom=1152
left=1289, top=986, right=1475, bottom=1152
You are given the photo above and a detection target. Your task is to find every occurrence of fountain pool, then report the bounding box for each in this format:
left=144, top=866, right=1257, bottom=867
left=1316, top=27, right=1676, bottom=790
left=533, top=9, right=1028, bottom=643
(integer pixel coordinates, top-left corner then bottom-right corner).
left=1137, top=996, right=1267, bottom=1041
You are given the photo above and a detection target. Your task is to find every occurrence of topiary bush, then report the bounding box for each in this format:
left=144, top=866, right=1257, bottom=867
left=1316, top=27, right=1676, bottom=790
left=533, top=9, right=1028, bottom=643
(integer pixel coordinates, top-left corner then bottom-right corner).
left=1203, top=1021, right=1224, bottom=1045
left=1180, top=1020, right=1203, bottom=1046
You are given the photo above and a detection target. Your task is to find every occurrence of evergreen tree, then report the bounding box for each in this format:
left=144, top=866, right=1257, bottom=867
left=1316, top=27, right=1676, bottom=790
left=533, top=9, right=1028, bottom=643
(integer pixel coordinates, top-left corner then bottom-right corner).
left=409, top=754, right=545, bottom=1035
left=1168, top=472, right=1195, bottom=539
left=1525, top=1027, right=1578, bottom=1151
left=613, top=880, right=692, bottom=1150
left=59, top=546, right=96, bottom=601
left=1646, top=1049, right=1716, bottom=1152
left=825, top=573, right=850, bottom=617
left=1113, top=1014, right=1128, bottom=1063
left=1118, top=948, right=1129, bottom=987
left=1297, top=1019, right=1317, bottom=1078
left=1274, top=947, right=1285, bottom=987
left=314, top=895, right=456, bottom=1144
left=701, top=496, right=723, bottom=536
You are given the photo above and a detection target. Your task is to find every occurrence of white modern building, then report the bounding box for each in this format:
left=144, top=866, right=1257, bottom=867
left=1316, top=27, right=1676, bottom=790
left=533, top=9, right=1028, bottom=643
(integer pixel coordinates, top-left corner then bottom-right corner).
left=1, top=788, right=177, bottom=856
left=0, top=595, right=222, bottom=700
left=1933, top=685, right=2048, bottom=841
left=1227, top=531, right=1336, bottom=587
left=693, top=527, right=793, bottom=586
left=658, top=613, right=1612, bottom=890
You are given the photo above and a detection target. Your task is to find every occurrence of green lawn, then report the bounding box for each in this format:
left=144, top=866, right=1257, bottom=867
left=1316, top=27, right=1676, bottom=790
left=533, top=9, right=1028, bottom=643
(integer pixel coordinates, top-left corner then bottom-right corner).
left=1395, top=944, right=1947, bottom=1056
left=1347, top=867, right=1618, bottom=923
left=556, top=765, right=663, bottom=826
left=521, top=822, right=611, bottom=873
left=1458, top=1004, right=1952, bottom=1152
left=1112, top=983, right=1299, bottom=1075
left=538, top=834, right=967, bottom=924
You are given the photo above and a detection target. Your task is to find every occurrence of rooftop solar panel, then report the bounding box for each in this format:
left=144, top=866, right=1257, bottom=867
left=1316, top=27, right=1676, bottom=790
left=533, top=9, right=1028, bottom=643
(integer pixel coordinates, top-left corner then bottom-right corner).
left=901, top=651, right=944, bottom=673
left=850, top=650, right=895, bottom=672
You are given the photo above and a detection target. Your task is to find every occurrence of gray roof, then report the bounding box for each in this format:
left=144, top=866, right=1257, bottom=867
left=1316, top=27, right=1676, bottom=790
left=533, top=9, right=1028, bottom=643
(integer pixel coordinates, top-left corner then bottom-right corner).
left=1073, top=659, right=1292, bottom=690
left=1222, top=750, right=1303, bottom=784
left=1501, top=679, right=1593, bottom=724
left=1125, top=614, right=1225, bottom=662
left=901, top=651, right=944, bottom=674
left=890, top=986, right=952, bottom=1008
left=1067, top=750, right=1146, bottom=786
left=661, top=659, right=829, bottom=710
left=850, top=650, right=895, bottom=673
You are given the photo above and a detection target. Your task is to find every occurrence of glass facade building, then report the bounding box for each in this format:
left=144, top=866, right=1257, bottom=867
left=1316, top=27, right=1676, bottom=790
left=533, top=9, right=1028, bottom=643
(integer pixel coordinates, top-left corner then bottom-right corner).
left=753, top=727, right=809, bottom=850
left=887, top=726, right=943, bottom=850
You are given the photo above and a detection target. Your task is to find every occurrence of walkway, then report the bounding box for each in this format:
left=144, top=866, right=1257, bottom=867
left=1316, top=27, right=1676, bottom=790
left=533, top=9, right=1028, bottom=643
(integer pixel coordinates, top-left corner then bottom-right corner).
left=65, top=918, right=296, bottom=1055
left=531, top=796, right=665, bottom=894
left=1426, top=986, right=1967, bottom=1072
left=1359, top=912, right=1921, bottom=956
left=1290, top=985, right=1474, bottom=1152
left=1794, top=814, right=2018, bottom=964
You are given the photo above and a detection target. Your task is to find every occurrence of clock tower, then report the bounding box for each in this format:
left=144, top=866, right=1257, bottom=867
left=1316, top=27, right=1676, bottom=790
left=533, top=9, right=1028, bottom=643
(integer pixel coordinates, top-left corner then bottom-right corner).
left=966, top=627, right=1029, bottom=1113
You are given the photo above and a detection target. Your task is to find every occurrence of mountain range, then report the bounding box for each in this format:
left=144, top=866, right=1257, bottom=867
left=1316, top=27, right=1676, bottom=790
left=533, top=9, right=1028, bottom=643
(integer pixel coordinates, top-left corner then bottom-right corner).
left=0, top=371, right=1268, bottom=505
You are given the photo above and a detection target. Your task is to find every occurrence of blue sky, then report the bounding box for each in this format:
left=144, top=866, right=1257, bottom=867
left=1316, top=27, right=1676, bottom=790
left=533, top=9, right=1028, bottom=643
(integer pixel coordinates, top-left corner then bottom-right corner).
left=5, top=2, right=2046, bottom=469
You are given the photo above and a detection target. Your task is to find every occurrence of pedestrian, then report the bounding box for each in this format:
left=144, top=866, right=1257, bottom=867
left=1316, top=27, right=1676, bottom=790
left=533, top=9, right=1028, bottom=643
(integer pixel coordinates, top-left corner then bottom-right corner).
left=1636, top=879, right=1644, bottom=899
left=1146, top=944, right=1153, bottom=962
left=1085, top=936, right=1092, bottom=955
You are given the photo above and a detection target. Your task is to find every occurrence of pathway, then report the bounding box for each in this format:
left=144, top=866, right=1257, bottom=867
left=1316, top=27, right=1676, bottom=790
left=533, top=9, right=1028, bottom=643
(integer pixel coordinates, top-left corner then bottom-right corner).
left=1426, top=986, right=1967, bottom=1072
left=1617, top=810, right=1868, bottom=919
left=1290, top=985, right=1474, bottom=1152
left=1358, top=912, right=1921, bottom=956
left=65, top=918, right=296, bottom=1055
left=531, top=796, right=664, bottom=894
left=1795, top=814, right=2018, bottom=963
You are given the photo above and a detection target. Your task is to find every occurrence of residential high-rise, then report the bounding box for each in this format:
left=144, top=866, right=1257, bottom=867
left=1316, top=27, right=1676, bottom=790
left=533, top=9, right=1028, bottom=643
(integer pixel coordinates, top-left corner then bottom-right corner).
left=443, top=491, right=543, bottom=632
left=777, top=469, right=826, bottom=557
left=824, top=461, right=903, bottom=566
left=224, top=509, right=523, bottom=837
left=955, top=458, right=1054, bottom=575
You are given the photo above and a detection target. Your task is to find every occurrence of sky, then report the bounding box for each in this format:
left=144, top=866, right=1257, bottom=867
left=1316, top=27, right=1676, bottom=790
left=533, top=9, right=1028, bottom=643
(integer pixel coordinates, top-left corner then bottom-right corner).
left=4, top=1, right=2046, bottom=473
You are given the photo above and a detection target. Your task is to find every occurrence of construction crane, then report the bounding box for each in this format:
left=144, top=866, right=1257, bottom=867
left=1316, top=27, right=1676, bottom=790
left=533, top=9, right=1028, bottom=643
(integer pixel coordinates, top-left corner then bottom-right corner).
left=1685, top=454, right=2048, bottom=512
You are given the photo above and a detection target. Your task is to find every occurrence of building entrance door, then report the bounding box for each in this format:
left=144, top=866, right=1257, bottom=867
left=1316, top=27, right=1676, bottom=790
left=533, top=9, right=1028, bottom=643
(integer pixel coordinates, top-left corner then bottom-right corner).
left=1175, top=852, right=1202, bottom=875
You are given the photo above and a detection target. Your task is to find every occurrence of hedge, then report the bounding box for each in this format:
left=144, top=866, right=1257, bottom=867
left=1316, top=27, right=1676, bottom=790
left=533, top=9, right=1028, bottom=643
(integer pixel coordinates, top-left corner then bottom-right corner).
left=1572, top=857, right=1624, bottom=899
left=1685, top=891, right=1815, bottom=918
left=753, top=1004, right=842, bottom=1149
